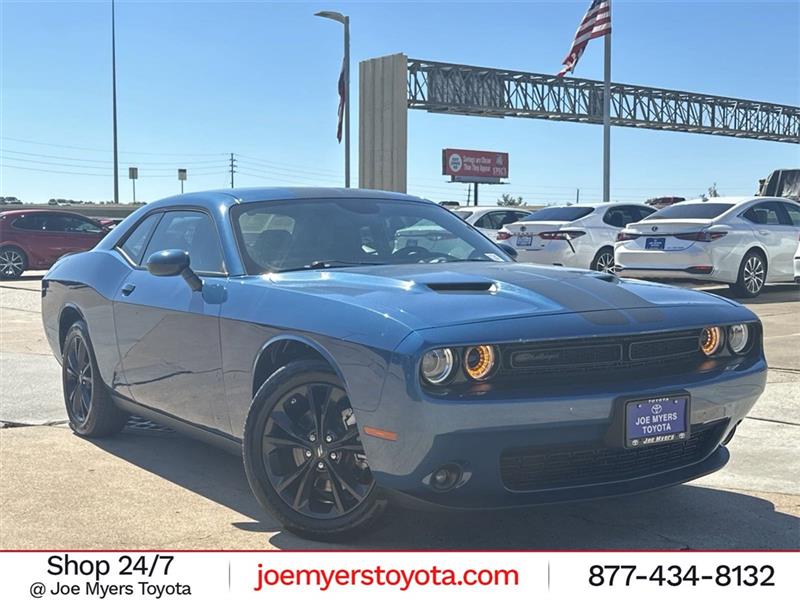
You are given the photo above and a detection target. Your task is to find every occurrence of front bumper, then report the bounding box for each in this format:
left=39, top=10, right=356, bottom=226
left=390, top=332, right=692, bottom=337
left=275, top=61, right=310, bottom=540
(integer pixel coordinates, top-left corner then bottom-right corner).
left=357, top=353, right=765, bottom=510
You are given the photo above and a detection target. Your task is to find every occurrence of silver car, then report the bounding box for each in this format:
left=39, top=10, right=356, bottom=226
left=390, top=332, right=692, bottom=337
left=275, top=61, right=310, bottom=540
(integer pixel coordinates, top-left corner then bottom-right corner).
left=497, top=203, right=655, bottom=272
left=615, top=196, right=800, bottom=297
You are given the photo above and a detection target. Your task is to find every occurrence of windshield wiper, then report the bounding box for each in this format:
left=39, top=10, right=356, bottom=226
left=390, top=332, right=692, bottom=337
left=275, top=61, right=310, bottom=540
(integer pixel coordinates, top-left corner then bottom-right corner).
left=277, top=260, right=388, bottom=273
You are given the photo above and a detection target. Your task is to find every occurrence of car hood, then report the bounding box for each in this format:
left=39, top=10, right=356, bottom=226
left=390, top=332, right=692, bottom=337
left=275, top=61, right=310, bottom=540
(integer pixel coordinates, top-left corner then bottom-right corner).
left=251, top=262, right=740, bottom=331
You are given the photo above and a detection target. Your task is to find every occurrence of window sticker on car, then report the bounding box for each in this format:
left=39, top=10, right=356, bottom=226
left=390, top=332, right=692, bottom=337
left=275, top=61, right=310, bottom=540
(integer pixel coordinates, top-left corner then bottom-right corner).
left=485, top=253, right=504, bottom=262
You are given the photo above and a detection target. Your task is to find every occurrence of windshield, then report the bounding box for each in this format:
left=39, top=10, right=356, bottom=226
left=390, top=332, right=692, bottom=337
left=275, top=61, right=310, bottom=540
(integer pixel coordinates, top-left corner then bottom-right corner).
left=522, top=206, right=594, bottom=222
left=232, top=198, right=510, bottom=274
left=645, top=203, right=734, bottom=220
left=453, top=210, right=473, bottom=220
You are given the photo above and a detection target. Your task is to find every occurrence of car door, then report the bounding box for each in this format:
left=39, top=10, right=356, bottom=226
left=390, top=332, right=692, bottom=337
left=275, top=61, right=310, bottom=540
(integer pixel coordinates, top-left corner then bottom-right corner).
left=47, top=214, right=106, bottom=255
left=112, top=209, right=231, bottom=434
left=741, top=201, right=796, bottom=281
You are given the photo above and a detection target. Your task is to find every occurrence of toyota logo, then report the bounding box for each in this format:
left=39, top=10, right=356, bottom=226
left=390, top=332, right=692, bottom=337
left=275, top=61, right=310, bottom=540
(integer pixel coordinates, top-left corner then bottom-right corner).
left=651, top=404, right=663, bottom=415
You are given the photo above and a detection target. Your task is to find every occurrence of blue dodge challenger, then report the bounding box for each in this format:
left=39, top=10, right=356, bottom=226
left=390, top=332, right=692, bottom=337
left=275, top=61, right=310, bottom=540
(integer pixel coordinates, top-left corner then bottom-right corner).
left=42, top=188, right=766, bottom=540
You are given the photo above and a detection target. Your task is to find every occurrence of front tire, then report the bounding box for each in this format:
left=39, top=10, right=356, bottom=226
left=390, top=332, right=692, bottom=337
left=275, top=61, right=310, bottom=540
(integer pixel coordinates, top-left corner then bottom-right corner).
left=0, top=246, right=27, bottom=280
left=63, top=320, right=128, bottom=437
left=732, top=251, right=767, bottom=298
left=243, top=360, right=386, bottom=541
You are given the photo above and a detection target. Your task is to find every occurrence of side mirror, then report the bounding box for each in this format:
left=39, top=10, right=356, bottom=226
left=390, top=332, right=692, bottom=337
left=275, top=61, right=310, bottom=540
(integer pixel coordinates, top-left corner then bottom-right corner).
left=146, top=249, right=202, bottom=291
left=496, top=243, right=518, bottom=260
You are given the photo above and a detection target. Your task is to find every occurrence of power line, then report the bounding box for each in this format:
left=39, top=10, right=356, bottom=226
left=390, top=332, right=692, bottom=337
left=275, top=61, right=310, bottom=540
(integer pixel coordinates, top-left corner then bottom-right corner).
left=0, top=136, right=227, bottom=157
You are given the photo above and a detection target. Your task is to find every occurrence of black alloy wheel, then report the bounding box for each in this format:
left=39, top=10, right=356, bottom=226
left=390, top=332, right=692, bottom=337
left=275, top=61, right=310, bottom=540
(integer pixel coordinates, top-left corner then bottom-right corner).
left=244, top=360, right=386, bottom=540
left=64, top=334, right=93, bottom=425
left=62, top=320, right=128, bottom=437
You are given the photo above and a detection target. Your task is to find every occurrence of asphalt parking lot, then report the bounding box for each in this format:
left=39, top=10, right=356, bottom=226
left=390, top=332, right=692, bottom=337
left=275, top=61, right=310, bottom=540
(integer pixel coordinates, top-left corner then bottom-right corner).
left=1, top=273, right=798, bottom=550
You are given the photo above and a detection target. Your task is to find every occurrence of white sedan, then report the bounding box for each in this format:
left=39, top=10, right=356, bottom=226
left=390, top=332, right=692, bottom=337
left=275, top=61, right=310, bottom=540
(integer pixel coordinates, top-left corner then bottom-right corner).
left=496, top=203, right=655, bottom=272
left=615, top=196, right=800, bottom=297
left=453, top=207, right=531, bottom=238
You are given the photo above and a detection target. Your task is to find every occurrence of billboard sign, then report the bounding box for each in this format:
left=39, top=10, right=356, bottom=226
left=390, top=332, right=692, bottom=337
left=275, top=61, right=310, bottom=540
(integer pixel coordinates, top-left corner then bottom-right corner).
left=442, top=149, right=509, bottom=181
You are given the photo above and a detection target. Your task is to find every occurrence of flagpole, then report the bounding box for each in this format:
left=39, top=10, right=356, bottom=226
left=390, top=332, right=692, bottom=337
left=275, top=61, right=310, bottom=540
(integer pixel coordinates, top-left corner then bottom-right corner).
left=602, top=28, right=611, bottom=203
left=343, top=15, right=350, bottom=189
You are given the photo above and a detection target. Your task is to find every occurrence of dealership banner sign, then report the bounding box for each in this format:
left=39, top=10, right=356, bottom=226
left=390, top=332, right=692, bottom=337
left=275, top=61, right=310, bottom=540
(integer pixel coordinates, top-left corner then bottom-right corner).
left=0, top=551, right=796, bottom=599
left=442, top=149, right=509, bottom=182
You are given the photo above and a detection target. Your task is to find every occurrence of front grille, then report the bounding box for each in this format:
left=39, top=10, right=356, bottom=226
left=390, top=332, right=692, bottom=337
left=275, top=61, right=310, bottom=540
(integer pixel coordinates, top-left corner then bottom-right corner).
left=500, top=420, right=727, bottom=492
left=499, top=328, right=704, bottom=384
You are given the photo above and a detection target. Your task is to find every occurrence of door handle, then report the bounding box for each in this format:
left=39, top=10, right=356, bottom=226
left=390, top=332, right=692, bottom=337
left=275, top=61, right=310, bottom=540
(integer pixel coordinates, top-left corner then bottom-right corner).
left=121, top=283, right=136, bottom=296
left=758, top=230, right=769, bottom=235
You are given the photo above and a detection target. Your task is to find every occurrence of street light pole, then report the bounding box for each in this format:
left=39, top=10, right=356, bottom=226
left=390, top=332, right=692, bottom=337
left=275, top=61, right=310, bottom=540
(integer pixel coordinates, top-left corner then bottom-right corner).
left=315, top=10, right=350, bottom=188
left=111, top=0, right=119, bottom=203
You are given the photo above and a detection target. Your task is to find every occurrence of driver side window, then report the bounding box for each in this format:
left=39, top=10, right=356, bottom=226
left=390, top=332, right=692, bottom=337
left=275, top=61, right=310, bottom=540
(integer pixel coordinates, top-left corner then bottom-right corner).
left=142, top=210, right=225, bottom=274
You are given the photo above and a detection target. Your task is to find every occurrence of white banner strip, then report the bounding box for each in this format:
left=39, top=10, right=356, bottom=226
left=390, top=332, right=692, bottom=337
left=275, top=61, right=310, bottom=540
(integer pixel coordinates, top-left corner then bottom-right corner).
left=1, top=551, right=797, bottom=599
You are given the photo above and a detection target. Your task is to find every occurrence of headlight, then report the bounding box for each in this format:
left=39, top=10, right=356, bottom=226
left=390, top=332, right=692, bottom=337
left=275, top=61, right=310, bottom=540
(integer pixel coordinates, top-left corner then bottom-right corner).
left=463, top=345, right=497, bottom=381
left=421, top=348, right=455, bottom=385
left=728, top=324, right=751, bottom=354
left=700, top=326, right=724, bottom=356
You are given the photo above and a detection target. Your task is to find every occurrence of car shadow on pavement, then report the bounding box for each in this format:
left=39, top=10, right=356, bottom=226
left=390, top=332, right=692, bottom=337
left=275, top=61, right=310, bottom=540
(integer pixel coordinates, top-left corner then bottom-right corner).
left=91, top=430, right=800, bottom=550
left=698, top=283, right=799, bottom=305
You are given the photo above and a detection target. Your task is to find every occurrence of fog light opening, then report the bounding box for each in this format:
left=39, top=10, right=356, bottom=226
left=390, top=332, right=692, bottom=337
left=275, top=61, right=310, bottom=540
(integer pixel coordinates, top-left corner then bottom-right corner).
left=429, top=464, right=463, bottom=492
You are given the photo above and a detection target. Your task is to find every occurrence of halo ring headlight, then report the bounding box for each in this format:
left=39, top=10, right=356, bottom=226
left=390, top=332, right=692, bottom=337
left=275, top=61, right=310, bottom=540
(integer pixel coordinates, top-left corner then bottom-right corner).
left=421, top=348, right=455, bottom=385
left=700, top=326, right=724, bottom=356
left=463, top=345, right=497, bottom=381
left=728, top=324, right=751, bottom=355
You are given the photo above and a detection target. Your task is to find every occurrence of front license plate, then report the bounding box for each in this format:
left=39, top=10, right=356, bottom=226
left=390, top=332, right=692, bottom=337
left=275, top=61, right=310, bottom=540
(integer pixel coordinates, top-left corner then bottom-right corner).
left=625, top=395, right=689, bottom=448
left=645, top=237, right=666, bottom=250
left=516, top=235, right=533, bottom=247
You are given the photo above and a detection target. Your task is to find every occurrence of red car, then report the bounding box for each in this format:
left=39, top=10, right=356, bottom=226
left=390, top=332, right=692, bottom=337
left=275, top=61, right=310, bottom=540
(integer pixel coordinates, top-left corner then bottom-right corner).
left=0, top=210, right=109, bottom=279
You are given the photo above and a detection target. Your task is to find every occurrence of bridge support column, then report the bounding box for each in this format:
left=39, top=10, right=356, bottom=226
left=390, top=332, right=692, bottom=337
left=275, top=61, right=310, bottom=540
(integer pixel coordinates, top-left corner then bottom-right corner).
left=359, top=53, right=408, bottom=192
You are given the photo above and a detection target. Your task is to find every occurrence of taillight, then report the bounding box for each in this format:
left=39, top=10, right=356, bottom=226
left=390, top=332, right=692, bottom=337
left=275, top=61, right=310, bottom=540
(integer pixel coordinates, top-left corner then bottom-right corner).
left=674, top=231, right=727, bottom=242
left=496, top=231, right=511, bottom=241
left=539, top=230, right=586, bottom=240
left=617, top=231, right=640, bottom=242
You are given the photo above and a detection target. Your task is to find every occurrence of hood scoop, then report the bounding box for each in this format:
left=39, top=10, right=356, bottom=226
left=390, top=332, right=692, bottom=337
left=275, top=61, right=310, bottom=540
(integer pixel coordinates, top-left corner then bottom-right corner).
left=425, top=281, right=497, bottom=293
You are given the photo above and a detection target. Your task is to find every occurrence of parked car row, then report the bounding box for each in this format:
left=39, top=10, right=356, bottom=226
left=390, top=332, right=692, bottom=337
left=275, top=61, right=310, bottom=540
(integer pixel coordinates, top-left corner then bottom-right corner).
left=486, top=196, right=799, bottom=297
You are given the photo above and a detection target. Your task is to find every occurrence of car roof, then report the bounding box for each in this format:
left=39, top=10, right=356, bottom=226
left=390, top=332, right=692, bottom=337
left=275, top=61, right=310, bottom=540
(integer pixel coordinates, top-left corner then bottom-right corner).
left=0, top=208, right=86, bottom=217
left=676, top=196, right=782, bottom=206
left=146, top=187, right=432, bottom=211
left=532, top=202, right=649, bottom=209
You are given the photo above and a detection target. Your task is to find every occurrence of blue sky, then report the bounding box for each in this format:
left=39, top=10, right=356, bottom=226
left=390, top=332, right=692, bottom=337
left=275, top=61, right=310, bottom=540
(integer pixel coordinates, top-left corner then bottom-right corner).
left=1, top=0, right=798, bottom=205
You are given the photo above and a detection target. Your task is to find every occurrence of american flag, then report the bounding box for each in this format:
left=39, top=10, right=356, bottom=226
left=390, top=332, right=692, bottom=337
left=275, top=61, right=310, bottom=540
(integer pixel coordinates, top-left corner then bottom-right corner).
left=557, top=0, right=612, bottom=77
left=337, top=57, right=346, bottom=143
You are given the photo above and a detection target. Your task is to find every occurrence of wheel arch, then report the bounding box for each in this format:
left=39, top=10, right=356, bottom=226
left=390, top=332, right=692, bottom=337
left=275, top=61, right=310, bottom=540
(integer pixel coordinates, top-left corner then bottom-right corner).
left=58, top=303, right=86, bottom=354
left=741, top=245, right=769, bottom=276
left=251, top=334, right=348, bottom=400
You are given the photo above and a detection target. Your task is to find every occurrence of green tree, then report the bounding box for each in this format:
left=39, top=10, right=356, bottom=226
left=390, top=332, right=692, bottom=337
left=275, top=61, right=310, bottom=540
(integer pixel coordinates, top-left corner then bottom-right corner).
left=497, top=193, right=524, bottom=207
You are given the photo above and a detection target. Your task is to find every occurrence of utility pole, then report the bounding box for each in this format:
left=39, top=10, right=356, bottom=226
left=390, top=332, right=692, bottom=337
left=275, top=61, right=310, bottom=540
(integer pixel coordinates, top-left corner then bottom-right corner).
left=229, top=153, right=236, bottom=188
left=111, top=0, right=119, bottom=203
left=576, top=188, right=580, bottom=204
left=473, top=182, right=479, bottom=207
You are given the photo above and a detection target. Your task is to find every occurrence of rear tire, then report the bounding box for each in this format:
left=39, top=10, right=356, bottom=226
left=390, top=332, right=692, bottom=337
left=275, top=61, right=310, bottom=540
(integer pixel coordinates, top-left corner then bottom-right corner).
left=243, top=359, right=387, bottom=541
left=732, top=250, right=767, bottom=298
left=63, top=320, right=128, bottom=437
left=0, top=246, right=27, bottom=280
left=591, top=247, right=616, bottom=273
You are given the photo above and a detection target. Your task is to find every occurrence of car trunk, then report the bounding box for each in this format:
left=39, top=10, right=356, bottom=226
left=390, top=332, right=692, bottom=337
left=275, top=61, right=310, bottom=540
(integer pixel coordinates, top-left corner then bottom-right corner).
left=504, top=220, right=571, bottom=249
left=624, top=219, right=715, bottom=251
